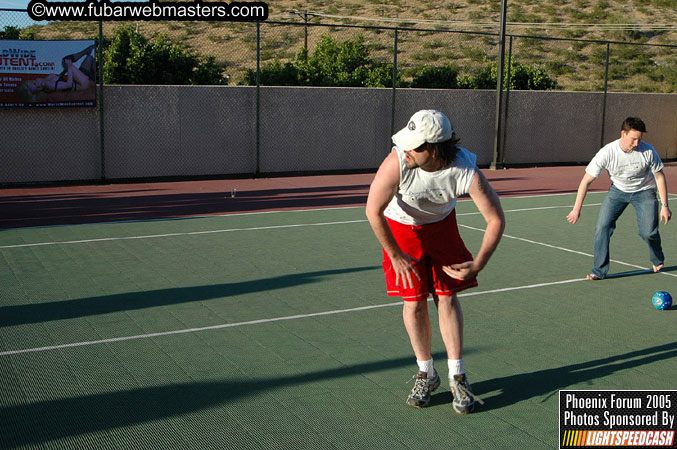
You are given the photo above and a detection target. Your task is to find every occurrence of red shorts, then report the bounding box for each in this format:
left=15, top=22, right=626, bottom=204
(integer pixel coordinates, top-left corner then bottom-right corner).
left=383, top=210, right=478, bottom=301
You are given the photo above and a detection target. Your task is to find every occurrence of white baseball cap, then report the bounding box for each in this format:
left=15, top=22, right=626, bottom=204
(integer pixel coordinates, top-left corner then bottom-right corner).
left=392, top=109, right=453, bottom=151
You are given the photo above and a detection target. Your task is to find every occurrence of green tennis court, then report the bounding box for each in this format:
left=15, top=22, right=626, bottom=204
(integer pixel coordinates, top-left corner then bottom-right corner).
left=1, top=190, right=675, bottom=449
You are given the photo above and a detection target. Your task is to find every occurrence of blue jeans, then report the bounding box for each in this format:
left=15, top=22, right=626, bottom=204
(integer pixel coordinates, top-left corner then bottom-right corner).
left=592, top=185, right=664, bottom=278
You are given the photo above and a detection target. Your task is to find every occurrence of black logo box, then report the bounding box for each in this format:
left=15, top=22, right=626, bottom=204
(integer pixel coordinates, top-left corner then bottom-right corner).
left=560, top=390, right=677, bottom=431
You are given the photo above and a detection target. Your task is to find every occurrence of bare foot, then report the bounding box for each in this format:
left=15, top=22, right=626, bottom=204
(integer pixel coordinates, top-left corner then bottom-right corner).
left=586, top=274, right=601, bottom=280
left=653, top=264, right=664, bottom=273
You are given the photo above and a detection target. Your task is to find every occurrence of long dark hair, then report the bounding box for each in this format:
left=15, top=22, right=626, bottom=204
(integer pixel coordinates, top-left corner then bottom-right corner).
left=418, top=136, right=461, bottom=167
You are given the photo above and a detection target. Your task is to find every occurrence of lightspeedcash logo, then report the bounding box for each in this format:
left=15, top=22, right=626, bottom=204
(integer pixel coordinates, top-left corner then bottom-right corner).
left=560, top=391, right=677, bottom=449
left=27, top=0, right=269, bottom=22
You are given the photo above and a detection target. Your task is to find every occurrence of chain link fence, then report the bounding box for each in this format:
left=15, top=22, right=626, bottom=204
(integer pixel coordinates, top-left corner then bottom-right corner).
left=1, top=8, right=675, bottom=183
left=2, top=8, right=675, bottom=91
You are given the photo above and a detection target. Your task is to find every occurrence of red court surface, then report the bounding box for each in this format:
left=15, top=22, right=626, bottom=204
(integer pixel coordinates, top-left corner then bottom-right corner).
left=1, top=164, right=675, bottom=229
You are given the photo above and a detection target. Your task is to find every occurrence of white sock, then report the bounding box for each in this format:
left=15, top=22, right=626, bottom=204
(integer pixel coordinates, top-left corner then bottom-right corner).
left=448, top=359, right=465, bottom=377
left=417, top=359, right=435, bottom=377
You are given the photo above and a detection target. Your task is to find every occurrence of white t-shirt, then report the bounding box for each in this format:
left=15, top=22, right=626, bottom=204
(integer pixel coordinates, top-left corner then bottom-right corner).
left=585, top=139, right=663, bottom=193
left=384, top=146, right=477, bottom=225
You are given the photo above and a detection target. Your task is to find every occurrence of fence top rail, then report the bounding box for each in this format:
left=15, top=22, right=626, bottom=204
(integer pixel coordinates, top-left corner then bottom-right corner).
left=2, top=7, right=674, bottom=49
left=265, top=19, right=677, bottom=49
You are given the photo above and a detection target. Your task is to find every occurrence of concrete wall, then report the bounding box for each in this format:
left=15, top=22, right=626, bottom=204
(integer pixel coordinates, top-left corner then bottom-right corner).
left=504, top=91, right=677, bottom=165
left=258, top=87, right=392, bottom=173
left=603, top=93, right=676, bottom=162
left=1, top=107, right=100, bottom=183
left=103, top=86, right=258, bottom=179
left=1, top=86, right=675, bottom=184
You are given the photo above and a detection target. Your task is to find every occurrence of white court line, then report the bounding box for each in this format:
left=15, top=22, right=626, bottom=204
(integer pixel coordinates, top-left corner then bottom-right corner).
left=2, top=190, right=670, bottom=238
left=460, top=224, right=677, bottom=278
left=0, top=220, right=367, bottom=249
left=1, top=194, right=674, bottom=356
left=5, top=188, right=674, bottom=249
left=0, top=203, right=602, bottom=249
left=0, top=277, right=586, bottom=357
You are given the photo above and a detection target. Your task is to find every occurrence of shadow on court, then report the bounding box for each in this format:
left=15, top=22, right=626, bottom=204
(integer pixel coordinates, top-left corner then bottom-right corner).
left=3, top=343, right=677, bottom=447
left=602, top=265, right=677, bottom=280
left=0, top=184, right=370, bottom=229
left=0, top=352, right=444, bottom=447
left=485, top=174, right=606, bottom=198
left=485, top=176, right=580, bottom=198
left=446, top=341, right=677, bottom=411
left=0, top=266, right=379, bottom=327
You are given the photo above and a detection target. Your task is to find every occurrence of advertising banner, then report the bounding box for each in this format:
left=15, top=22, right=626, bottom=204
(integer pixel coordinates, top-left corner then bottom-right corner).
left=560, top=390, right=677, bottom=449
left=0, top=39, right=96, bottom=107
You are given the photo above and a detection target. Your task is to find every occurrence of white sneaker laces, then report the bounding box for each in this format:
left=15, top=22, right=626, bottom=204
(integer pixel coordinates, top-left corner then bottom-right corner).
left=453, top=378, right=485, bottom=405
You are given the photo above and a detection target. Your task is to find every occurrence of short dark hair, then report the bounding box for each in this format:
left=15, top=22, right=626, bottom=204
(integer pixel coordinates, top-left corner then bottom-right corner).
left=621, top=117, right=646, bottom=133
left=417, top=136, right=461, bottom=167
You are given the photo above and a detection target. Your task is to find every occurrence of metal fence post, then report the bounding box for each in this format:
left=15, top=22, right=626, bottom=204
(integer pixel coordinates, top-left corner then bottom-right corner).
left=256, top=21, right=261, bottom=176
left=98, top=20, right=105, bottom=181
left=391, top=28, right=398, bottom=140
left=303, top=12, right=308, bottom=52
left=501, top=35, right=513, bottom=167
left=491, top=0, right=508, bottom=170
left=600, top=42, right=611, bottom=149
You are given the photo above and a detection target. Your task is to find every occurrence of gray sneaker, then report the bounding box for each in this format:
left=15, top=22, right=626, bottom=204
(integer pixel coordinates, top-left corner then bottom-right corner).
left=406, top=371, right=440, bottom=408
left=450, top=373, right=483, bottom=414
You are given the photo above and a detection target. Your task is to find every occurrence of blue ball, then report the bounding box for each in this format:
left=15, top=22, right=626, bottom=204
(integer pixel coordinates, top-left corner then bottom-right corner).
left=652, top=291, right=673, bottom=310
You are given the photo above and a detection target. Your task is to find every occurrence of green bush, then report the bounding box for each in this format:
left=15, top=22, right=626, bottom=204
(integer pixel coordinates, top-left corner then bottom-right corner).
left=363, top=63, right=395, bottom=88
left=242, top=33, right=558, bottom=91
left=244, top=34, right=393, bottom=87
left=0, top=26, right=21, bottom=39
left=647, top=65, right=676, bottom=92
left=0, top=25, right=36, bottom=40
left=245, top=59, right=299, bottom=86
left=522, top=64, right=559, bottom=90
left=458, top=60, right=558, bottom=90
left=103, top=24, right=228, bottom=85
left=458, top=64, right=495, bottom=89
left=410, top=64, right=459, bottom=89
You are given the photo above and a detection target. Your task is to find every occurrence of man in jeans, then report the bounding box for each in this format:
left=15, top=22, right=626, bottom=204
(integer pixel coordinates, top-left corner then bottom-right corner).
left=567, top=117, right=672, bottom=279
left=366, top=110, right=505, bottom=413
